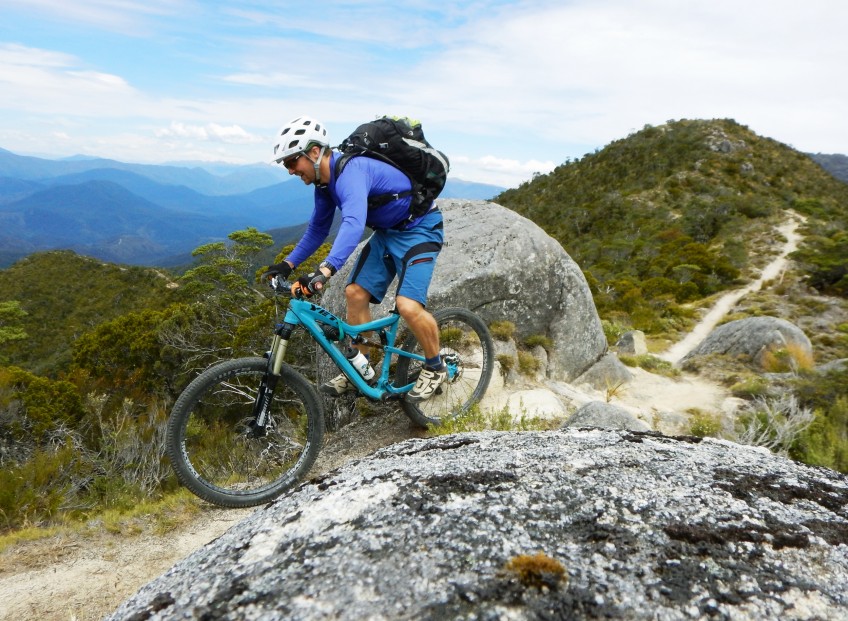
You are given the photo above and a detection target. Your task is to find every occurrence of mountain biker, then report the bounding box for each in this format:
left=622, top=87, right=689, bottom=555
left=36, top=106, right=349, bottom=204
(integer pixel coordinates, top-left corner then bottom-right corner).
left=262, top=115, right=446, bottom=402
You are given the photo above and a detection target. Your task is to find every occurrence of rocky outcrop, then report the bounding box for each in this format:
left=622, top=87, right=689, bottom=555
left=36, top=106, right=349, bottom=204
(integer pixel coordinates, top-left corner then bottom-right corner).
left=616, top=329, right=648, bottom=355
left=323, top=200, right=608, bottom=381
left=108, top=430, right=848, bottom=620
left=681, top=316, right=813, bottom=368
left=571, top=352, right=633, bottom=389
left=563, top=400, right=650, bottom=431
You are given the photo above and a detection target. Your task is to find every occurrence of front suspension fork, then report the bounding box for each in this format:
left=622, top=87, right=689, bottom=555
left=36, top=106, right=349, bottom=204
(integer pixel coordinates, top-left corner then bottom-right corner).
left=250, top=330, right=291, bottom=435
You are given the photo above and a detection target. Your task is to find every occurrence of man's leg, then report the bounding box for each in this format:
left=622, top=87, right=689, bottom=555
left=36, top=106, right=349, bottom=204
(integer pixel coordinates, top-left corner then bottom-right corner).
left=396, top=295, right=439, bottom=359
left=320, top=284, right=373, bottom=396
left=396, top=297, right=447, bottom=403
left=396, top=295, right=448, bottom=402
left=319, top=238, right=389, bottom=396
left=346, top=283, right=373, bottom=354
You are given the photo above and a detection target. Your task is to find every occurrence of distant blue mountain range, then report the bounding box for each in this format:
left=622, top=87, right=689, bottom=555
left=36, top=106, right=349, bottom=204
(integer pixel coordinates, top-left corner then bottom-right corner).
left=0, top=148, right=505, bottom=268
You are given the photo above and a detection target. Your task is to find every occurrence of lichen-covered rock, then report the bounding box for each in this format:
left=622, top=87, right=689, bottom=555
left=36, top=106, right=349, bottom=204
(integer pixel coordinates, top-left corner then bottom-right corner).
left=108, top=430, right=848, bottom=621
left=563, top=400, right=650, bottom=432
left=616, top=330, right=648, bottom=355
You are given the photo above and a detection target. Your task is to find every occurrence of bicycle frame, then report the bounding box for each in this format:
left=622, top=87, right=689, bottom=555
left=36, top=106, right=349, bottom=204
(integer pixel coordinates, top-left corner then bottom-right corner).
left=270, top=297, right=424, bottom=400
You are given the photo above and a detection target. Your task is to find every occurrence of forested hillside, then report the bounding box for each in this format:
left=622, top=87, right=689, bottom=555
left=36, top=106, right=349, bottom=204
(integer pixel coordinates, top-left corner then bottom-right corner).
left=496, top=118, right=848, bottom=339
left=0, top=252, right=182, bottom=375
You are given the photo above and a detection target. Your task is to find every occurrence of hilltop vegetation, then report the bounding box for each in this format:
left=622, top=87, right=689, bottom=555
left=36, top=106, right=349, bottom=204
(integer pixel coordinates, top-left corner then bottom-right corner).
left=497, top=118, right=848, bottom=337
left=0, top=252, right=182, bottom=375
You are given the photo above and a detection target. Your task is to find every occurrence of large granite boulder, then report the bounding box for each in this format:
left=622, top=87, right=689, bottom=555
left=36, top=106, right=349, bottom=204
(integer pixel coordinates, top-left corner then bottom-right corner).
left=681, top=317, right=813, bottom=368
left=108, top=430, right=848, bottom=620
left=322, top=200, right=607, bottom=381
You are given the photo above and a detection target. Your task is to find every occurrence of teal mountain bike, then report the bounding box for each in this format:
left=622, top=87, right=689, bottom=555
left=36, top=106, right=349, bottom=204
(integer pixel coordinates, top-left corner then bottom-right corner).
left=166, top=278, right=494, bottom=507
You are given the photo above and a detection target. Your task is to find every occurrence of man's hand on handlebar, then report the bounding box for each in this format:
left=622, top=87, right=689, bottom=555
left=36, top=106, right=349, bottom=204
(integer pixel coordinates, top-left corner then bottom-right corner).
left=290, top=271, right=327, bottom=298
left=263, top=260, right=335, bottom=298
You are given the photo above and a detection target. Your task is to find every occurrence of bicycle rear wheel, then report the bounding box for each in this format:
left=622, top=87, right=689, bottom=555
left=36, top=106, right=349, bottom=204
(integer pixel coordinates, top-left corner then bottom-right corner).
left=167, top=357, right=323, bottom=507
left=396, top=307, right=494, bottom=427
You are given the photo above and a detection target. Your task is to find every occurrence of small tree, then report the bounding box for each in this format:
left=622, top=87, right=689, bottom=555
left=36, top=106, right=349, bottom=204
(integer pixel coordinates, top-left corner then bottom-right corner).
left=0, top=301, right=27, bottom=363
left=180, top=227, right=274, bottom=308
left=163, top=228, right=276, bottom=368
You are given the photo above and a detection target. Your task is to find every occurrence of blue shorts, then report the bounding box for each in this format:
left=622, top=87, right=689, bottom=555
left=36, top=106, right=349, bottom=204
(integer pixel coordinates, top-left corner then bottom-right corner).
left=347, top=209, right=444, bottom=305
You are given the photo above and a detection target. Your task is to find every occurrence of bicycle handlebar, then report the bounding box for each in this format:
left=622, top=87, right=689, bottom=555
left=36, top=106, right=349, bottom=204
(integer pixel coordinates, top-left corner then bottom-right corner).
left=269, top=276, right=323, bottom=299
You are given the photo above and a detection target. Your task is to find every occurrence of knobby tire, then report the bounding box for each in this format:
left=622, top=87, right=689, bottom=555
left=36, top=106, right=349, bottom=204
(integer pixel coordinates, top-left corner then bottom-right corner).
left=166, top=357, right=324, bottom=508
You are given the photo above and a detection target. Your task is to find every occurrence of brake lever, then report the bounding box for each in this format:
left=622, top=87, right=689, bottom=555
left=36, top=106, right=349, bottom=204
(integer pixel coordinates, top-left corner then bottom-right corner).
left=270, top=276, right=292, bottom=294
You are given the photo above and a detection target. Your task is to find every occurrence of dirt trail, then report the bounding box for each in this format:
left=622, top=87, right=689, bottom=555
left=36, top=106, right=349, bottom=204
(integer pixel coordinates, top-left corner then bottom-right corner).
left=658, top=212, right=805, bottom=364
left=0, top=214, right=805, bottom=621
left=0, top=507, right=253, bottom=621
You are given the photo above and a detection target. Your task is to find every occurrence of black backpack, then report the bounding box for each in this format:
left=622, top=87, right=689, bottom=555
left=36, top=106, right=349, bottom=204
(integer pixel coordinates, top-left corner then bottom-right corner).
left=334, top=116, right=450, bottom=218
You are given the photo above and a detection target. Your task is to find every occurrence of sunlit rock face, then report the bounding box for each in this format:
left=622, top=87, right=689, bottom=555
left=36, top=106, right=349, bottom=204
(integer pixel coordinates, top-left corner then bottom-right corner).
left=109, top=429, right=848, bottom=620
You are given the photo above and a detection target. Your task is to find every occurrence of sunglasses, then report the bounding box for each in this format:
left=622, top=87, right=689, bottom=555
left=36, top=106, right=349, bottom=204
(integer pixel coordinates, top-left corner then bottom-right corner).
left=282, top=153, right=302, bottom=170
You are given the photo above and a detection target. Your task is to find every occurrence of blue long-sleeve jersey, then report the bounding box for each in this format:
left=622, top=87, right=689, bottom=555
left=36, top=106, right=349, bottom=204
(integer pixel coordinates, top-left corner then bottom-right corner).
left=285, top=151, right=426, bottom=272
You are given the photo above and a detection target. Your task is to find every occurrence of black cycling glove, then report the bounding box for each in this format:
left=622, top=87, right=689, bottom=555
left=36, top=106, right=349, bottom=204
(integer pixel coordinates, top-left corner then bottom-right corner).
left=261, top=262, right=293, bottom=281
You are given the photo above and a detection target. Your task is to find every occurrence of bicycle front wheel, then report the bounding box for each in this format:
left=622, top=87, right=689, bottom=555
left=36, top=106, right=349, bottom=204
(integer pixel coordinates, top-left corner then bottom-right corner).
left=167, top=357, right=324, bottom=507
left=396, top=307, right=494, bottom=428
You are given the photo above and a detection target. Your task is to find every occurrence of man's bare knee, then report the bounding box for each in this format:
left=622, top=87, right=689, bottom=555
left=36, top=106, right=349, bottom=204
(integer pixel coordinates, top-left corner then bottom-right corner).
left=345, top=283, right=370, bottom=306
left=396, top=296, right=425, bottom=319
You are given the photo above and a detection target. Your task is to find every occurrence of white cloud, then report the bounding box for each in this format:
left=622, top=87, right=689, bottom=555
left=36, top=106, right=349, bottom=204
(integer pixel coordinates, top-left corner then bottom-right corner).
left=1, top=0, right=184, bottom=34
left=155, top=122, right=263, bottom=145
left=450, top=155, right=556, bottom=188
left=0, top=43, right=136, bottom=113
left=2, top=1, right=847, bottom=185
left=221, top=72, right=325, bottom=90
left=392, top=0, right=848, bottom=157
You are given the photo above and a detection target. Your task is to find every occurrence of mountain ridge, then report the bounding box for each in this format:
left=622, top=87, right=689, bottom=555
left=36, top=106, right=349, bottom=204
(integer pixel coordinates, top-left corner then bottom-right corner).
left=0, top=147, right=506, bottom=267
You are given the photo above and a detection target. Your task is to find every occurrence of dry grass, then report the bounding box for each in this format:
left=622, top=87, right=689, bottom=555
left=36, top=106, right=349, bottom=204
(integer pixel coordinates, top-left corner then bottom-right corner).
left=760, top=342, right=814, bottom=373
left=0, top=528, right=80, bottom=573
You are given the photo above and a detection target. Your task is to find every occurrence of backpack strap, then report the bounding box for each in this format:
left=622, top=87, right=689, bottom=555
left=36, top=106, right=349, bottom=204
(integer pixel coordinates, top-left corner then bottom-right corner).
left=334, top=150, right=415, bottom=209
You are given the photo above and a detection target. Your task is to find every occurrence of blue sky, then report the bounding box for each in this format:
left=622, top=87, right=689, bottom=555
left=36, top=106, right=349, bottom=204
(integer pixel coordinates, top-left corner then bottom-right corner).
left=1, top=0, right=845, bottom=188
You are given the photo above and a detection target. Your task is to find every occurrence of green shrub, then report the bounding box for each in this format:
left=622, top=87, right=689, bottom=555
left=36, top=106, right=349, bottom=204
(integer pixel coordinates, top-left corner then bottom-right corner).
left=687, top=409, right=723, bottom=438
left=0, top=367, right=85, bottom=437
left=489, top=320, right=516, bottom=341
left=791, top=397, right=848, bottom=473
left=426, top=403, right=558, bottom=436
left=0, top=442, right=83, bottom=531
left=497, top=354, right=515, bottom=376
left=730, top=377, right=770, bottom=399
left=618, top=354, right=680, bottom=378
left=524, top=334, right=553, bottom=350
left=518, top=351, right=540, bottom=375
left=790, top=367, right=848, bottom=411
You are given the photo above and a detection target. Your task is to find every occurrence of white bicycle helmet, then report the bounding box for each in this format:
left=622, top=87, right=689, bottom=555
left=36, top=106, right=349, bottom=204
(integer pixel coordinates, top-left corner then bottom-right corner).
left=271, top=116, right=329, bottom=164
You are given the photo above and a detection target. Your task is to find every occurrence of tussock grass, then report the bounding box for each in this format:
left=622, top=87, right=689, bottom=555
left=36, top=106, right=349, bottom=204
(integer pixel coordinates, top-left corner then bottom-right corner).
left=426, top=403, right=561, bottom=436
